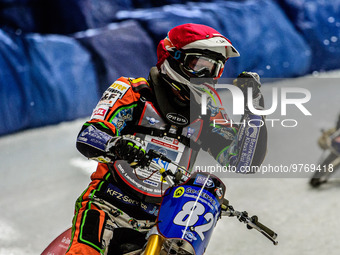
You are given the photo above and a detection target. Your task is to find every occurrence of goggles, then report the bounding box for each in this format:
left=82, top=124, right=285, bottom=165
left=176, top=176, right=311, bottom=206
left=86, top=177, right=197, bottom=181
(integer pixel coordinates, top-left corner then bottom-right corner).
left=183, top=53, right=224, bottom=78
left=169, top=49, right=225, bottom=79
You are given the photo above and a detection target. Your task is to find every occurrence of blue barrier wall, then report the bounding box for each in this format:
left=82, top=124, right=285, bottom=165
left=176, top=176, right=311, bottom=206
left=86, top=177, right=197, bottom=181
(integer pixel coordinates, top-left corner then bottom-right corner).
left=0, top=0, right=40, bottom=32
left=276, top=0, right=340, bottom=72
left=74, top=21, right=157, bottom=94
left=116, top=5, right=222, bottom=48
left=130, top=0, right=217, bottom=9
left=37, top=0, right=134, bottom=34
left=0, top=0, right=133, bottom=34
left=0, top=29, right=99, bottom=136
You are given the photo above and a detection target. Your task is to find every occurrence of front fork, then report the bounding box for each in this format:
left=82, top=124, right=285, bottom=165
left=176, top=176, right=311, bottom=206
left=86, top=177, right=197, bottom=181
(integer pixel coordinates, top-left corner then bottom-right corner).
left=143, top=234, right=165, bottom=255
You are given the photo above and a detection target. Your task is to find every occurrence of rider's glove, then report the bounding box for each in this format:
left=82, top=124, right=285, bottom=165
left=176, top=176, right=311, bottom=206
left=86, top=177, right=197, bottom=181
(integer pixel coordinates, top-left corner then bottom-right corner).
left=234, top=71, right=261, bottom=95
left=234, top=71, right=264, bottom=112
left=105, top=134, right=146, bottom=164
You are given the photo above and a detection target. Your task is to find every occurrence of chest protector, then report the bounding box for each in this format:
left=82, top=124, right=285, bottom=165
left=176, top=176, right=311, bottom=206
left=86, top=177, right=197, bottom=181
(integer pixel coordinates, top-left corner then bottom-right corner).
left=112, top=71, right=208, bottom=203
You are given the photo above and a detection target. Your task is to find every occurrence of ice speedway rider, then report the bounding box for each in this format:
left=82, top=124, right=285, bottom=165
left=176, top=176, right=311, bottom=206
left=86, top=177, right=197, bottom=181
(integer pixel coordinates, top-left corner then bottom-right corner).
left=66, top=23, right=268, bottom=254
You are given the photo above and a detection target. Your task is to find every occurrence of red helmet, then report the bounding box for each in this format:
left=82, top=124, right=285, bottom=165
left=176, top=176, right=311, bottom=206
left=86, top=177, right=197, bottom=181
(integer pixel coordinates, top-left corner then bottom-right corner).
left=156, top=23, right=239, bottom=101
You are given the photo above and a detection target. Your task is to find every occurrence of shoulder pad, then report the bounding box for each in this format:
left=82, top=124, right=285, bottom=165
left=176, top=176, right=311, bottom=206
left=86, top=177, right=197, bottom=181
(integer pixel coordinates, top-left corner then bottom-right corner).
left=129, top=77, right=151, bottom=92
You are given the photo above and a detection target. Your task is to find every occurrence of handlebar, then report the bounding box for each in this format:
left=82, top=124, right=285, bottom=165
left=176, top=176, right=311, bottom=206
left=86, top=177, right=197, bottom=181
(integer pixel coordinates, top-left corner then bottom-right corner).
left=246, top=214, right=278, bottom=245
left=222, top=203, right=278, bottom=245
left=250, top=215, right=277, bottom=238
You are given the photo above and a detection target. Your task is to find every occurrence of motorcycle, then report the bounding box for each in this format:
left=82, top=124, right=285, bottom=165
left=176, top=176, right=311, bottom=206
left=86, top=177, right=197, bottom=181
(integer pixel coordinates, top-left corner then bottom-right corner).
left=42, top=149, right=278, bottom=255
left=310, top=128, right=340, bottom=187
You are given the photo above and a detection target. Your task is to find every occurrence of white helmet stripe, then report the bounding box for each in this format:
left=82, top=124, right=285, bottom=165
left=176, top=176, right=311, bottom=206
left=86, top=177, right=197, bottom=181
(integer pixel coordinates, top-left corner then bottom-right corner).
left=182, top=37, right=240, bottom=58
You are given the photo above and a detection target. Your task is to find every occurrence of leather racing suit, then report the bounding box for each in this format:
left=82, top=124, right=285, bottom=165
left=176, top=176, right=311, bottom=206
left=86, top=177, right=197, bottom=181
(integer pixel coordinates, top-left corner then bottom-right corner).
left=66, top=67, right=267, bottom=254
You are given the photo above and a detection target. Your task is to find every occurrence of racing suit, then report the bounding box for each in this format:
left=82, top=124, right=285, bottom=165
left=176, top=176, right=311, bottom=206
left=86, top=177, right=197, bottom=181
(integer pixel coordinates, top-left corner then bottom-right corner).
left=66, top=67, right=267, bottom=255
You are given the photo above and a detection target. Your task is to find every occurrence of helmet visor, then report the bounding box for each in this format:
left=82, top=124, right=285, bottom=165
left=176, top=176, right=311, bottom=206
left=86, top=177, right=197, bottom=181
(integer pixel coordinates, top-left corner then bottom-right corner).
left=183, top=54, right=224, bottom=78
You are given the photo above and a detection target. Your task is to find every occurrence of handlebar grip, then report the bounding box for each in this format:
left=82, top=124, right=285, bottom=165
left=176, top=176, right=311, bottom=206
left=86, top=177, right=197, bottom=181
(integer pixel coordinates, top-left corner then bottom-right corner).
left=249, top=216, right=277, bottom=239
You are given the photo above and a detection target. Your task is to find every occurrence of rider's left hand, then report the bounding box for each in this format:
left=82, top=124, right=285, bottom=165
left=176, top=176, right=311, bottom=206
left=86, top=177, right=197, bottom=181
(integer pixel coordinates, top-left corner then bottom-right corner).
left=106, top=134, right=146, bottom=164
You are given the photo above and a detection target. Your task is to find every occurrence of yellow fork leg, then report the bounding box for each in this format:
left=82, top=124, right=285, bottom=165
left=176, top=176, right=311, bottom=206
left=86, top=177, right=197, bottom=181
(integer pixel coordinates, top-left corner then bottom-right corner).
left=143, top=234, right=165, bottom=255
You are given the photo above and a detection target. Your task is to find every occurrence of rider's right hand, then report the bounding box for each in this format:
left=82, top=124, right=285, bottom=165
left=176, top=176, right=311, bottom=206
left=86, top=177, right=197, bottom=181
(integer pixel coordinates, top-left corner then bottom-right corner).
left=233, top=71, right=261, bottom=96
left=233, top=71, right=264, bottom=112
left=105, top=134, right=146, bottom=164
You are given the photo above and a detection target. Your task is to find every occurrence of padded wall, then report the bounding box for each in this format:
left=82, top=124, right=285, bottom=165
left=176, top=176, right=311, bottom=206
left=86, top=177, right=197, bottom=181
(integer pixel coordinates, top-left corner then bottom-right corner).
left=0, top=29, right=99, bottom=135
left=74, top=21, right=157, bottom=93
left=276, top=0, right=340, bottom=72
